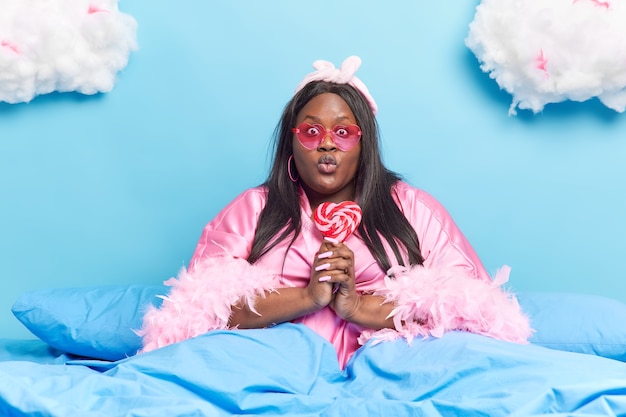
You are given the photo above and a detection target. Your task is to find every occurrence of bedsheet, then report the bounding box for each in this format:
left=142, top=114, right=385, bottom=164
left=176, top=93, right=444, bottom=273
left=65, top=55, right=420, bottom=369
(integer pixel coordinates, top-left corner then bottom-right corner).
left=0, top=338, right=71, bottom=364
left=1, top=323, right=625, bottom=416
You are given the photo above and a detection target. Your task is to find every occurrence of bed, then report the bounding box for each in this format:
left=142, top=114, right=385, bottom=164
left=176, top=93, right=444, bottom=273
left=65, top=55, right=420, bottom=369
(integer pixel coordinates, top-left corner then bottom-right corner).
left=2, top=284, right=626, bottom=416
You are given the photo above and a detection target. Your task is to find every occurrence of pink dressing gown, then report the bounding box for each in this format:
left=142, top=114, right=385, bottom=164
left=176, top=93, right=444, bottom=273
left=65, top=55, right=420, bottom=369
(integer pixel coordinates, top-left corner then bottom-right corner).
left=188, top=181, right=490, bottom=367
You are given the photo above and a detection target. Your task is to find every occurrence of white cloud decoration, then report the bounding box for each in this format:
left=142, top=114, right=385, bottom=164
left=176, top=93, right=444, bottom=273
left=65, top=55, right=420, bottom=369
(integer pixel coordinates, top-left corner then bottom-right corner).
left=0, top=0, right=137, bottom=104
left=466, top=0, right=626, bottom=115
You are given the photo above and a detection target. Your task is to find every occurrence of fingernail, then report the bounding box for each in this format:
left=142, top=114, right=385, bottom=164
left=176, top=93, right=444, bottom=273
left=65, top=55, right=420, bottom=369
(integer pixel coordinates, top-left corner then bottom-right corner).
left=332, top=284, right=340, bottom=294
left=315, top=263, right=331, bottom=271
left=318, top=276, right=331, bottom=282
left=318, top=251, right=333, bottom=259
left=324, top=237, right=339, bottom=244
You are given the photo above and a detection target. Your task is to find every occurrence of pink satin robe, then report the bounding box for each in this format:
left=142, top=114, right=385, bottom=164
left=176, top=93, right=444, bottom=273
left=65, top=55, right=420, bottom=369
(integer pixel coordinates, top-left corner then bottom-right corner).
left=189, top=181, right=490, bottom=367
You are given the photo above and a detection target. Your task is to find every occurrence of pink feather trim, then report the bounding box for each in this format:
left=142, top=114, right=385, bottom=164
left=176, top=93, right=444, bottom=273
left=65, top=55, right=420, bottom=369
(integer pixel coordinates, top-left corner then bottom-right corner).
left=358, top=265, right=533, bottom=346
left=137, top=256, right=281, bottom=353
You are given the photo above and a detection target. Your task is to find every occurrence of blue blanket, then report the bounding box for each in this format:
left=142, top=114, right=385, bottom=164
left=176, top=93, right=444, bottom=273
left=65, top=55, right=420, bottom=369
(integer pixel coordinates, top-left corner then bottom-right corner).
left=1, top=324, right=625, bottom=416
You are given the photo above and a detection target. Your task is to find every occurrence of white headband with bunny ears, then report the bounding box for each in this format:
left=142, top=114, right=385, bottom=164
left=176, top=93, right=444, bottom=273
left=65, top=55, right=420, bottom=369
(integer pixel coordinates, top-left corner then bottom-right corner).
left=294, top=56, right=378, bottom=115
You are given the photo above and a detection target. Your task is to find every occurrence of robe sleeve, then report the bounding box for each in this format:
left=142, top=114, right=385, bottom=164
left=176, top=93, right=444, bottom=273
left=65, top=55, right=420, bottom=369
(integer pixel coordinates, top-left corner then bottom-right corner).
left=188, top=187, right=268, bottom=270
left=392, top=182, right=491, bottom=281
left=138, top=187, right=283, bottom=353
left=357, top=182, right=532, bottom=346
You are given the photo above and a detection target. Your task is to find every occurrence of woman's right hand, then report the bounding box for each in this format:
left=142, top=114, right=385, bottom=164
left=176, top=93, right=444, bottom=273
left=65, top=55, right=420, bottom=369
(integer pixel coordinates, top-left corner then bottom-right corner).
left=306, top=240, right=341, bottom=308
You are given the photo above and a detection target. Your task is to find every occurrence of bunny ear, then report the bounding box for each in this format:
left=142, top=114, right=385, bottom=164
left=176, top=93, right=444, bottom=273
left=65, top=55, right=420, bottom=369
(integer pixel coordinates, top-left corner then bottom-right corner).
left=312, top=59, right=336, bottom=71
left=293, top=55, right=378, bottom=115
left=337, top=56, right=362, bottom=83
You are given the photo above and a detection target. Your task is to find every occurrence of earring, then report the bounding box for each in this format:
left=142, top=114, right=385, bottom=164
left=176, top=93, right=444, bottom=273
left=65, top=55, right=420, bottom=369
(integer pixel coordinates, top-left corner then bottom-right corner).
left=288, top=155, right=299, bottom=182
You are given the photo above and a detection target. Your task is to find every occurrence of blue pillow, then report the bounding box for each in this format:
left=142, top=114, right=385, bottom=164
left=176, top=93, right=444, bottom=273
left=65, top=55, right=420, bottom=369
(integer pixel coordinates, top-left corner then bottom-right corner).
left=12, top=285, right=165, bottom=361
left=12, top=287, right=626, bottom=362
left=517, top=292, right=626, bottom=361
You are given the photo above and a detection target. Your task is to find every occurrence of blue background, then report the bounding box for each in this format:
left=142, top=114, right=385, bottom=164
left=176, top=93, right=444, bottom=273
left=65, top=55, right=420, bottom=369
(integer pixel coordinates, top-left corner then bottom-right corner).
left=1, top=1, right=625, bottom=339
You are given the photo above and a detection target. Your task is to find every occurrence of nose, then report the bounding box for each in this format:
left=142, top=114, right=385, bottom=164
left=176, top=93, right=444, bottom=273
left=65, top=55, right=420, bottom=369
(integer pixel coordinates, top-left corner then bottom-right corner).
left=317, top=131, right=337, bottom=151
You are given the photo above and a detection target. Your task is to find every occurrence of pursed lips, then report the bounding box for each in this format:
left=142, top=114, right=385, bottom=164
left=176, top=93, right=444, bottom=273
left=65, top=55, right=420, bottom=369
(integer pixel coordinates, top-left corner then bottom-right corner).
left=317, top=154, right=337, bottom=174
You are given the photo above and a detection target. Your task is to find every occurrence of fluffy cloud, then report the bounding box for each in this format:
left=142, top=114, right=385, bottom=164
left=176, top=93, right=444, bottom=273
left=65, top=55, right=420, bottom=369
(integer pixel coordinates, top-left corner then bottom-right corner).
left=466, top=0, right=626, bottom=115
left=0, top=0, right=137, bottom=104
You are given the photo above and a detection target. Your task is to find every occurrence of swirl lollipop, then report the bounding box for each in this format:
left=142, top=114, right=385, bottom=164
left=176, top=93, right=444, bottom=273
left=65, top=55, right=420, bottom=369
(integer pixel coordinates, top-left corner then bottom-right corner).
left=313, top=201, right=362, bottom=242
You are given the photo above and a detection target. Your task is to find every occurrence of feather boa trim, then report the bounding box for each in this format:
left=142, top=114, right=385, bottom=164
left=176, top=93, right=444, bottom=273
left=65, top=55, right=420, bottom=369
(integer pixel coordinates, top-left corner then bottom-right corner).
left=358, top=265, right=533, bottom=346
left=137, top=256, right=281, bottom=353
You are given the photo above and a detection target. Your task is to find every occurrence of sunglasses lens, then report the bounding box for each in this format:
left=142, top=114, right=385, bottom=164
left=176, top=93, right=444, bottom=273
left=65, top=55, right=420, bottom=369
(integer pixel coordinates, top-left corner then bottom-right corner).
left=293, top=123, right=362, bottom=151
left=293, top=123, right=324, bottom=150
left=332, top=125, right=361, bottom=151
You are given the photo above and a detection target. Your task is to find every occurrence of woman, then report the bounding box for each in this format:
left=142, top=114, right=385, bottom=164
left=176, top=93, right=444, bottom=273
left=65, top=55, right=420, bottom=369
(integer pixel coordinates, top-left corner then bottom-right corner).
left=140, top=56, right=530, bottom=368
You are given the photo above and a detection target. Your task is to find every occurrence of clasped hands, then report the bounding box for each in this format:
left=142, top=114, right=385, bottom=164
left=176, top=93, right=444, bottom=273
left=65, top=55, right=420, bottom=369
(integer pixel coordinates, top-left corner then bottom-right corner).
left=307, top=238, right=362, bottom=322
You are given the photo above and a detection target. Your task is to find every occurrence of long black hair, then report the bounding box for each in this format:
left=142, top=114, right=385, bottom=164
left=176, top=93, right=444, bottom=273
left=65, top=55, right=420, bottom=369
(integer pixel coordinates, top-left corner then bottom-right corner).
left=247, top=81, right=424, bottom=272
